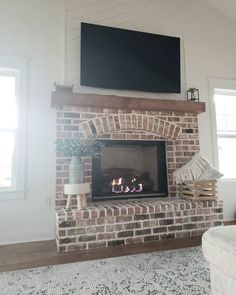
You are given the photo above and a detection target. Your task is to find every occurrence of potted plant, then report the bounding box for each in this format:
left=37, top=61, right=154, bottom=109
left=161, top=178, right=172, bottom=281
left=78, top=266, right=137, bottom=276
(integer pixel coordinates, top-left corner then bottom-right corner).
left=55, top=136, right=100, bottom=184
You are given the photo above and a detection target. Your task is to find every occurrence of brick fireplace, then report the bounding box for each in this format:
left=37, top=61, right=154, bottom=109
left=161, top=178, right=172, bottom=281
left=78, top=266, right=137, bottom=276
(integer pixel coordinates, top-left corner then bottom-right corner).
left=53, top=88, right=223, bottom=253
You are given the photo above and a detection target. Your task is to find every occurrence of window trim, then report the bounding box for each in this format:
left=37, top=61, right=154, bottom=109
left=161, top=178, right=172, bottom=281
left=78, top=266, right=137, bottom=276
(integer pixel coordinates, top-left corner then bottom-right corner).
left=0, top=55, right=28, bottom=200
left=209, top=78, right=236, bottom=181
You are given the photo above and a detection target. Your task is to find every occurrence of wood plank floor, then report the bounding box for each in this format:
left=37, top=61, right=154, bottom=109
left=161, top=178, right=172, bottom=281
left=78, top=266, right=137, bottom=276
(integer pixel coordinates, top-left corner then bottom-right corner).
left=1, top=220, right=235, bottom=273
left=224, top=220, right=236, bottom=226
left=0, top=236, right=202, bottom=272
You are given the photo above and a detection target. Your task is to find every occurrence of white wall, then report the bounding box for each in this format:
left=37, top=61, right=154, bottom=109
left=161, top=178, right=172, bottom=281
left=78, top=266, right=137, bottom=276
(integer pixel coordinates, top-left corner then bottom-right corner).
left=0, top=0, right=64, bottom=244
left=65, top=0, right=236, bottom=221
left=65, top=0, right=186, bottom=100
left=183, top=0, right=236, bottom=220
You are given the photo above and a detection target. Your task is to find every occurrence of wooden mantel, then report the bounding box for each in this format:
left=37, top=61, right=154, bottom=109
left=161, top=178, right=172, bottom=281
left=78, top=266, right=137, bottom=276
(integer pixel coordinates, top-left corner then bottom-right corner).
left=51, top=87, right=205, bottom=113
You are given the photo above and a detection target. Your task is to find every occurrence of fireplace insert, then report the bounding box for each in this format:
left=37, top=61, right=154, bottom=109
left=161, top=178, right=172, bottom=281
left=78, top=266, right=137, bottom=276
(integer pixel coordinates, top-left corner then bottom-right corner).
left=92, top=140, right=168, bottom=201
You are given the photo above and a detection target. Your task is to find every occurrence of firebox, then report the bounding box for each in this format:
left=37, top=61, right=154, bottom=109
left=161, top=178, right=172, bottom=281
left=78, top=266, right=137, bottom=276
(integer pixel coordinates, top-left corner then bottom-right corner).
left=92, top=140, right=168, bottom=201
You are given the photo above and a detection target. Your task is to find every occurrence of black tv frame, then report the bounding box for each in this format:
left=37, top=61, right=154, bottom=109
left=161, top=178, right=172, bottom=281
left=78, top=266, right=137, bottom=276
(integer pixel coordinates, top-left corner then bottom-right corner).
left=80, top=22, right=181, bottom=94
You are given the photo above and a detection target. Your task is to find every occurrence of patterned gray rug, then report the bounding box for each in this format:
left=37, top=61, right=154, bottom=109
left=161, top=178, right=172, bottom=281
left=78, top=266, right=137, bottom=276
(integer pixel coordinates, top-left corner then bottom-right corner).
left=0, top=246, right=210, bottom=295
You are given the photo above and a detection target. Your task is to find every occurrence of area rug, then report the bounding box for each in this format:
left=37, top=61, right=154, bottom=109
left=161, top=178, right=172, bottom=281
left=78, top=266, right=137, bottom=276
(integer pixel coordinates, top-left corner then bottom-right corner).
left=0, top=246, right=210, bottom=295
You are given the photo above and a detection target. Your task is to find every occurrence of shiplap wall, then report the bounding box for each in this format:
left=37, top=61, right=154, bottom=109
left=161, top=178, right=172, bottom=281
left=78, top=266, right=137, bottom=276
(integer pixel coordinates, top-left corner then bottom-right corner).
left=65, top=0, right=186, bottom=99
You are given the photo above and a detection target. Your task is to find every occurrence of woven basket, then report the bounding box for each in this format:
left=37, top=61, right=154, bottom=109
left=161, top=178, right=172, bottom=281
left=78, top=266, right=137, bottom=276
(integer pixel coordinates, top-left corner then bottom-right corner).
left=181, top=180, right=218, bottom=201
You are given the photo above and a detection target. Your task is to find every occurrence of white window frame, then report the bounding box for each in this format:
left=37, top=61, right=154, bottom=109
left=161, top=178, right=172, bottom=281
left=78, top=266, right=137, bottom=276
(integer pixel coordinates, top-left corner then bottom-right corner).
left=209, top=78, right=236, bottom=182
left=0, top=55, right=28, bottom=200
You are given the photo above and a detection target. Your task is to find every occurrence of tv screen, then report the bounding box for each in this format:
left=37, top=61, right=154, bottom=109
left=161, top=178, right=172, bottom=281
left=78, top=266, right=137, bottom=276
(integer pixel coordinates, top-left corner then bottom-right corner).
left=80, top=23, right=181, bottom=93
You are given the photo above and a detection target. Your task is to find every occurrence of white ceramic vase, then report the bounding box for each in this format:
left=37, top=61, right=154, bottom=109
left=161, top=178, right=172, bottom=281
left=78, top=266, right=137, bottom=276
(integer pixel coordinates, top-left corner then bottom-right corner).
left=69, top=156, right=84, bottom=184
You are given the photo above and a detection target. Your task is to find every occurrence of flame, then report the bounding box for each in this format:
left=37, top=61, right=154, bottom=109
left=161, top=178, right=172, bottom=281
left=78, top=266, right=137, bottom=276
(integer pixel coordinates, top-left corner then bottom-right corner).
left=111, top=177, right=143, bottom=194
left=112, top=177, right=122, bottom=185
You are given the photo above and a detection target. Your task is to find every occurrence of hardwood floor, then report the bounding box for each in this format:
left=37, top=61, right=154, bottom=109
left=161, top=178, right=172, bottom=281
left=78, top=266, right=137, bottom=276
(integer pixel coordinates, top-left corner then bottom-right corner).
left=1, top=220, right=235, bottom=273
left=0, top=236, right=202, bottom=272
left=224, top=219, right=236, bottom=226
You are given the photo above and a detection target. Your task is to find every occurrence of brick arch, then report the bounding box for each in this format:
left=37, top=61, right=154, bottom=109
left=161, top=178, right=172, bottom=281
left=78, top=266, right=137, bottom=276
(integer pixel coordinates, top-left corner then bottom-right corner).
left=80, top=114, right=181, bottom=140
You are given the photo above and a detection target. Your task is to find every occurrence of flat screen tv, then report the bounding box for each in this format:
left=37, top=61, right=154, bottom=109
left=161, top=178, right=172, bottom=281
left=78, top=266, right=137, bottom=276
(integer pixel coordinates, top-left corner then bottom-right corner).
left=80, top=22, right=181, bottom=93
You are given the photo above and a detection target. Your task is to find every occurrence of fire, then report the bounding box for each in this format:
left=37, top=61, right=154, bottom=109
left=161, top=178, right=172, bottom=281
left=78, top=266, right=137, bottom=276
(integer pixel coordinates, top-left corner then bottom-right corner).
left=112, top=177, right=122, bottom=186
left=111, top=177, right=143, bottom=194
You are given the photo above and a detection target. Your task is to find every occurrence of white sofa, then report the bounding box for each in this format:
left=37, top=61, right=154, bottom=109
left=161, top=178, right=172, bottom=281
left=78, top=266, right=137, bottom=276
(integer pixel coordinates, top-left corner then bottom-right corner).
left=202, top=225, right=236, bottom=295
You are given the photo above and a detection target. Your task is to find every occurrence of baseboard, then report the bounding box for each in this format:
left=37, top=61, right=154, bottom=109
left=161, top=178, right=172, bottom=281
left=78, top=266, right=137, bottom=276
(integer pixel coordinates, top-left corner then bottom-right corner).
left=224, top=220, right=236, bottom=226
left=0, top=228, right=55, bottom=245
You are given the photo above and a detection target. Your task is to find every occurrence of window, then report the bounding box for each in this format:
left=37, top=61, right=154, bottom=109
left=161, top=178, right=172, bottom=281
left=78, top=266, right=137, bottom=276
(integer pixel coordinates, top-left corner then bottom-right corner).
left=214, top=88, right=236, bottom=179
left=0, top=71, right=18, bottom=189
left=0, top=55, right=27, bottom=199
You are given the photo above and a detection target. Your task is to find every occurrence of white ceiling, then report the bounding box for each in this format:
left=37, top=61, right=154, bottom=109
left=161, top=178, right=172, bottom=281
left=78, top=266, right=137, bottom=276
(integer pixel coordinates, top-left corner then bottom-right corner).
left=206, top=0, right=236, bottom=23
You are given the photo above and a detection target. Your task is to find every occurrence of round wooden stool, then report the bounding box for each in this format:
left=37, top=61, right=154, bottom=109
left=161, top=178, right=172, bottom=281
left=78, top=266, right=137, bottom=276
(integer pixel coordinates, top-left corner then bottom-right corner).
left=64, top=183, right=90, bottom=210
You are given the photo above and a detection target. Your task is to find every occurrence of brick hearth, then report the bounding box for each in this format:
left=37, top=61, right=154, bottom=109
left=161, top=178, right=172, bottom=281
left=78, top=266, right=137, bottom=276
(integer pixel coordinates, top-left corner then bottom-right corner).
left=56, top=198, right=223, bottom=252
left=52, top=89, right=222, bottom=253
